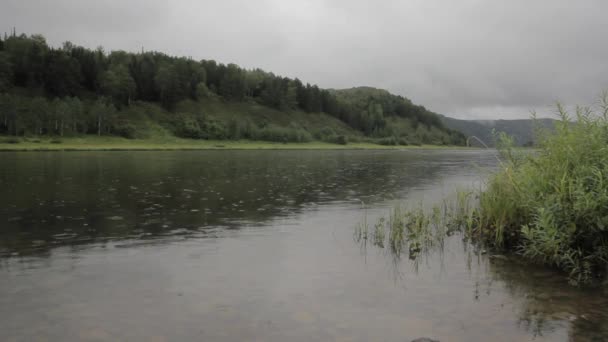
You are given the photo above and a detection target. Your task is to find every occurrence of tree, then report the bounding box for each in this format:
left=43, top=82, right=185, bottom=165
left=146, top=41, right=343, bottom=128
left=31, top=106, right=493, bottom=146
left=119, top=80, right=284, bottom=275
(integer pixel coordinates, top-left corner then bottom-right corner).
left=52, top=98, right=70, bottom=135
left=155, top=63, right=180, bottom=109
left=285, top=80, right=298, bottom=110
left=101, top=64, right=136, bottom=107
left=0, top=94, right=17, bottom=134
left=89, top=98, right=115, bottom=135
left=219, top=64, right=246, bottom=100
left=174, top=58, right=205, bottom=100
left=196, top=82, right=210, bottom=99
left=130, top=53, right=158, bottom=101
left=69, top=45, right=104, bottom=93
left=259, top=76, right=283, bottom=109
left=43, top=49, right=82, bottom=97
left=0, top=33, right=463, bottom=144
left=0, top=52, right=12, bottom=92
left=3, top=34, right=47, bottom=88
left=68, top=97, right=84, bottom=134
left=244, top=69, right=266, bottom=97
left=309, top=85, right=322, bottom=112
left=24, top=97, right=50, bottom=135
left=201, top=59, right=220, bottom=91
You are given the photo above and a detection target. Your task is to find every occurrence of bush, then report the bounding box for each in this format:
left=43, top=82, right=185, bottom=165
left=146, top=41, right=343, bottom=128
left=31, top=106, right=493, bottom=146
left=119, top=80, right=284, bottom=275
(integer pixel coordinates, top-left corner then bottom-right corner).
left=50, top=138, right=62, bottom=144
left=334, top=135, right=348, bottom=145
left=377, top=136, right=397, bottom=146
left=202, top=119, right=228, bottom=140
left=111, top=122, right=138, bottom=139
left=397, top=137, right=409, bottom=146
left=370, top=96, right=608, bottom=284
left=2, top=137, right=20, bottom=144
left=313, top=127, right=336, bottom=141
left=171, top=114, right=204, bottom=139
left=467, top=99, right=608, bottom=284
left=254, top=125, right=312, bottom=143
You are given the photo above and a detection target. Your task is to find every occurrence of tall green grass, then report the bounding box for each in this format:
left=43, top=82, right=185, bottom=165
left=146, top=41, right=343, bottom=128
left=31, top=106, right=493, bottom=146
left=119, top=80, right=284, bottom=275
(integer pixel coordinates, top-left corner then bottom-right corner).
left=361, top=95, right=608, bottom=284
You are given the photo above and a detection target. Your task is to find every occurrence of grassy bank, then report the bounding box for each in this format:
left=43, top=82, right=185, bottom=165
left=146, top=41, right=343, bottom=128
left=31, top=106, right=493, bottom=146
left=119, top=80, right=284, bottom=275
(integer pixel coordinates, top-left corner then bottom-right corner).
left=0, top=136, right=469, bottom=151
left=359, top=96, right=608, bottom=285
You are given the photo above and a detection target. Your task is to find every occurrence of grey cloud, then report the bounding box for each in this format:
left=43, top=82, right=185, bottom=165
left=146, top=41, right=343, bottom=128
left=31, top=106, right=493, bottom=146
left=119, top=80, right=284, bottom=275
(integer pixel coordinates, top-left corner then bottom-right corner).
left=2, top=0, right=607, bottom=119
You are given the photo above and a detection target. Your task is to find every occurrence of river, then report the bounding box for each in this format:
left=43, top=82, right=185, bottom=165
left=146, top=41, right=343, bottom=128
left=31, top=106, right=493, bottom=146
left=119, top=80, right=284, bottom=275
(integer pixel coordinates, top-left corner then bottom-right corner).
left=0, top=150, right=606, bottom=341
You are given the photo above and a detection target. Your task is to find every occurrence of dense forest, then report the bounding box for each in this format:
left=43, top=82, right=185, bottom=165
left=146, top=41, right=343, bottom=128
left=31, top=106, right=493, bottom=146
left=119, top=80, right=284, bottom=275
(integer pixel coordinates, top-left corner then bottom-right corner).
left=0, top=32, right=465, bottom=145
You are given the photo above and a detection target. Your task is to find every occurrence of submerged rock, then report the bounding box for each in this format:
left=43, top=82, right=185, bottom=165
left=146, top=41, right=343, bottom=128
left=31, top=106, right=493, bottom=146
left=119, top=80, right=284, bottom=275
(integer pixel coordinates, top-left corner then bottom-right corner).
left=412, top=338, right=439, bottom=342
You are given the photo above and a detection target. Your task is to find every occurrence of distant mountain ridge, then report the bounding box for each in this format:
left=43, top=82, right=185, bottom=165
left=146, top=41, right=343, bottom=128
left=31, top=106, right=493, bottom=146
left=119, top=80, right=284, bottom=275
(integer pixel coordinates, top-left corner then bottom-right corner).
left=439, top=115, right=557, bottom=147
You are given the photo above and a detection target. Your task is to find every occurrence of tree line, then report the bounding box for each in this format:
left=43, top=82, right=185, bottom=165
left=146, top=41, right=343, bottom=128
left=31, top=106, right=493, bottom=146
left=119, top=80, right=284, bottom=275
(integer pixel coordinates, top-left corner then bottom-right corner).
left=0, top=32, right=464, bottom=144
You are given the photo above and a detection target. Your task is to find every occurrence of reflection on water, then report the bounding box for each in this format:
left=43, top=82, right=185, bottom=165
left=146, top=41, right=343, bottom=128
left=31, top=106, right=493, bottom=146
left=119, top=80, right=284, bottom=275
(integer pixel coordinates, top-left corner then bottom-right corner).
left=0, top=150, right=606, bottom=341
left=0, top=150, right=491, bottom=257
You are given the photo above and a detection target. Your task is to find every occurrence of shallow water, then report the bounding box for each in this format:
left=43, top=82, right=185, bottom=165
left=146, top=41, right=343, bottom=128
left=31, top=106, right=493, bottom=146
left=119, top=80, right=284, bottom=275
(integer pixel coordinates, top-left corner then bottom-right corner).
left=0, top=150, right=606, bottom=341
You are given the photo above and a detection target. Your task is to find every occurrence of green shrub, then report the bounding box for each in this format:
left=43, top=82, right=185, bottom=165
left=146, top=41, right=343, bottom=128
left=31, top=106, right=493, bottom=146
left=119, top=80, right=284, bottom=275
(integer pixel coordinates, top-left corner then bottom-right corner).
left=201, top=119, right=228, bottom=140
left=50, top=138, right=62, bottom=144
left=2, top=137, right=20, bottom=144
left=319, top=133, right=347, bottom=145
left=397, top=137, right=409, bottom=146
left=313, top=127, right=336, bottom=141
left=111, top=122, right=138, bottom=139
left=256, top=125, right=312, bottom=143
left=366, top=96, right=608, bottom=284
left=334, top=135, right=348, bottom=145
left=347, top=135, right=362, bottom=143
left=442, top=102, right=608, bottom=284
left=226, top=118, right=241, bottom=140
left=377, top=136, right=397, bottom=146
left=170, top=113, right=203, bottom=139
left=473, top=102, right=608, bottom=284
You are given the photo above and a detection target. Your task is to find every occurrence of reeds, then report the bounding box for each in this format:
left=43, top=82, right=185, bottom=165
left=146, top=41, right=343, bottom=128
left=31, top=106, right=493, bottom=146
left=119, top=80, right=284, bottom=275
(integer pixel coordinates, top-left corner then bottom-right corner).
left=359, top=94, right=608, bottom=284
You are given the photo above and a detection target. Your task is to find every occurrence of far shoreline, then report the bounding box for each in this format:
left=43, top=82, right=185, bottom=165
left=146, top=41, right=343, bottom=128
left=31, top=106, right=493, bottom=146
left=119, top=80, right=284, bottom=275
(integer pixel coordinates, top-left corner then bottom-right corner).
left=0, top=136, right=477, bottom=152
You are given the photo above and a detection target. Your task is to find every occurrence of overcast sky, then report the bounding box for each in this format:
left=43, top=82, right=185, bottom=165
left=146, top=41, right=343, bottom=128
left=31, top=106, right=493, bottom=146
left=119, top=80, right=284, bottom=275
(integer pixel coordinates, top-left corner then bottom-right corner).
left=3, top=0, right=608, bottom=119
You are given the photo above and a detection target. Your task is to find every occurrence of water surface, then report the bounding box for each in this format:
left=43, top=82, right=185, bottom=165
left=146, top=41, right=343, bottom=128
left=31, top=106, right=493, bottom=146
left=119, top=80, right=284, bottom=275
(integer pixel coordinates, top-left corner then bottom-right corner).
left=0, top=150, right=606, bottom=341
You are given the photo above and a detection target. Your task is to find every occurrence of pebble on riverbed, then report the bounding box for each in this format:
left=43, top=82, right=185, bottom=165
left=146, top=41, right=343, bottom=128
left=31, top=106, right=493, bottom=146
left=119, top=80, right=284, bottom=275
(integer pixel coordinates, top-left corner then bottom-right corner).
left=411, top=338, right=439, bottom=342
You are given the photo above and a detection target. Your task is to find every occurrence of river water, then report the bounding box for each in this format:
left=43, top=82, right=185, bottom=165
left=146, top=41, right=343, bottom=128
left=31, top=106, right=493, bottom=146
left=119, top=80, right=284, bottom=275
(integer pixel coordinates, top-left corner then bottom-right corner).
left=0, top=150, right=606, bottom=341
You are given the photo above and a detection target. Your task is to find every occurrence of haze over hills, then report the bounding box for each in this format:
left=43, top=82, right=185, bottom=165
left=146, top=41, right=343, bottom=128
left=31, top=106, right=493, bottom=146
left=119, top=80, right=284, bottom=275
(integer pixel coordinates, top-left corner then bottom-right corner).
left=439, top=115, right=557, bottom=147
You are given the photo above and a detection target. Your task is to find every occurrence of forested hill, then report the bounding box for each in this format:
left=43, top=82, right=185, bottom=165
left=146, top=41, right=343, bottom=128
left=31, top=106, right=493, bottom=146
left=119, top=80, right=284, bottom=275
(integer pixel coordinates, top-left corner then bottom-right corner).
left=0, top=33, right=465, bottom=145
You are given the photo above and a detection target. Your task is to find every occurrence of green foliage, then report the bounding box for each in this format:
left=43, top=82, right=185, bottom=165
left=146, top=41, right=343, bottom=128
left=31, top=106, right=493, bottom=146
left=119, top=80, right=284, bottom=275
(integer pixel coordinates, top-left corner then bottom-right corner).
left=333, top=135, right=348, bottom=145
left=219, top=64, right=246, bottom=101
left=333, top=87, right=465, bottom=145
left=255, top=124, right=313, bottom=143
left=110, top=121, right=138, bottom=139
left=397, top=137, right=409, bottom=146
left=474, top=100, right=608, bottom=284
left=0, top=32, right=465, bottom=146
left=2, top=137, right=20, bottom=144
left=0, top=52, right=13, bottom=92
left=377, top=136, right=398, bottom=146
left=364, top=96, right=608, bottom=284
left=101, top=64, right=136, bottom=107
left=356, top=204, right=445, bottom=261
left=171, top=113, right=204, bottom=139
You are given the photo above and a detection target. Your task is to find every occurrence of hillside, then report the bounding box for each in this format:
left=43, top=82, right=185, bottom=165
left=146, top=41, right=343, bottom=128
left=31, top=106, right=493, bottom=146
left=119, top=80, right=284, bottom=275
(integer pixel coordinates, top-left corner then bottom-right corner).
left=331, top=87, right=465, bottom=145
left=0, top=33, right=465, bottom=146
left=439, top=115, right=557, bottom=147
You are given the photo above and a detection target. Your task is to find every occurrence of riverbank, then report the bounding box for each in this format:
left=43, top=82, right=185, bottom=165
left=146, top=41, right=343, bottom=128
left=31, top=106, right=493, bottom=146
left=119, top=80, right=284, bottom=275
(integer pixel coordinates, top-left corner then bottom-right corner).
left=363, top=98, right=608, bottom=285
left=0, top=136, right=471, bottom=151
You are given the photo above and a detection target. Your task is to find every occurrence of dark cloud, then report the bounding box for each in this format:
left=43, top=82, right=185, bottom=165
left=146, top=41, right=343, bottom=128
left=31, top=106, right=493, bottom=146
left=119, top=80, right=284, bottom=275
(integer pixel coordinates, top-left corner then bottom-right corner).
left=2, top=0, right=607, bottom=119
